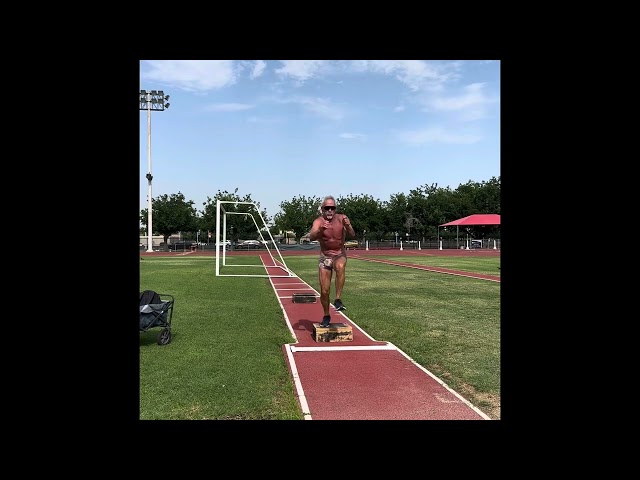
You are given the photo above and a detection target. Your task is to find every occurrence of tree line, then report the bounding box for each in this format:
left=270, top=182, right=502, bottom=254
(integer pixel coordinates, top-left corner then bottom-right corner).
left=139, top=177, right=500, bottom=246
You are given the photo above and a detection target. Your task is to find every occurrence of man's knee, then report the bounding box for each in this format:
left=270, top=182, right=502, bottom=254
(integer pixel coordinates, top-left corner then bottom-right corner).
left=334, top=258, right=347, bottom=273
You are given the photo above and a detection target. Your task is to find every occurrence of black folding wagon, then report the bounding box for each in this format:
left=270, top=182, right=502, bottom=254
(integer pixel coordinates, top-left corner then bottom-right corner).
left=139, top=290, right=174, bottom=345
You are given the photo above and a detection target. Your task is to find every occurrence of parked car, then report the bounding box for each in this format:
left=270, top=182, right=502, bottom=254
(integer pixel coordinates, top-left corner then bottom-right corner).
left=470, top=240, right=482, bottom=249
left=344, top=240, right=358, bottom=248
left=237, top=240, right=262, bottom=249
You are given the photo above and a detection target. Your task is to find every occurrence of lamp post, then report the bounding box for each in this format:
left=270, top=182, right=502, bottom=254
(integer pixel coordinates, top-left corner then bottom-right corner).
left=140, top=89, right=170, bottom=252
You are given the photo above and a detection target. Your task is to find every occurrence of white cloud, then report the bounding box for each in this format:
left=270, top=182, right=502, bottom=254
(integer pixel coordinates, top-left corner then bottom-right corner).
left=300, top=97, right=344, bottom=120
left=269, top=60, right=467, bottom=96
left=274, top=95, right=345, bottom=120
left=140, top=60, right=467, bottom=95
left=339, top=133, right=367, bottom=141
left=249, top=60, right=267, bottom=79
left=394, top=105, right=405, bottom=112
left=274, top=60, right=328, bottom=85
left=397, top=126, right=482, bottom=145
left=349, top=60, right=461, bottom=92
left=432, top=83, right=488, bottom=110
left=206, top=103, right=255, bottom=112
left=141, top=60, right=239, bottom=92
left=426, top=83, right=497, bottom=121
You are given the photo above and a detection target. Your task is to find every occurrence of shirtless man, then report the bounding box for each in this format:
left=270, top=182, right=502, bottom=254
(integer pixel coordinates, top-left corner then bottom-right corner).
left=308, top=195, right=356, bottom=327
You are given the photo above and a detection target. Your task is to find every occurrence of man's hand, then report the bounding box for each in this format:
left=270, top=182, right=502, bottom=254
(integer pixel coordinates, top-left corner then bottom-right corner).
left=321, top=220, right=331, bottom=229
left=342, top=215, right=355, bottom=239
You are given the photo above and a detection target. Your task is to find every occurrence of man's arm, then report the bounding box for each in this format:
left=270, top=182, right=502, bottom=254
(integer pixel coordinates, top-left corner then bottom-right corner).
left=308, top=218, right=323, bottom=241
left=342, top=215, right=356, bottom=239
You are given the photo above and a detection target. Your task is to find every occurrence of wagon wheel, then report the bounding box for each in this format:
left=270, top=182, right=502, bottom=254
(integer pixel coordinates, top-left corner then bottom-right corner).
left=157, top=328, right=172, bottom=345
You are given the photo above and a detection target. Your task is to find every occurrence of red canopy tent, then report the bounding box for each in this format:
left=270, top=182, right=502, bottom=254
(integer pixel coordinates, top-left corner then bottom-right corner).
left=438, top=214, right=500, bottom=248
left=440, top=214, right=500, bottom=227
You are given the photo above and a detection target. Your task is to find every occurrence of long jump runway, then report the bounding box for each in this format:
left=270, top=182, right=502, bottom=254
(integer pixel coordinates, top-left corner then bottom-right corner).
left=261, top=254, right=490, bottom=420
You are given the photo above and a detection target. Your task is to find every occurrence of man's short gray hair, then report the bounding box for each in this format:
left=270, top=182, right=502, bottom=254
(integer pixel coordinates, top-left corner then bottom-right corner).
left=322, top=195, right=336, bottom=206
left=319, top=195, right=337, bottom=214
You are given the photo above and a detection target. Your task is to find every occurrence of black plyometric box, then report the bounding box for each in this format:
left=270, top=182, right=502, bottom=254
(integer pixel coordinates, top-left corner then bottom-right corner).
left=292, top=293, right=317, bottom=303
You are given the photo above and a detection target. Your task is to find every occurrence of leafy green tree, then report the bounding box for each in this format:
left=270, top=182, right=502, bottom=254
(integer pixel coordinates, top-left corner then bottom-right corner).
left=336, top=194, right=384, bottom=243
left=140, top=192, right=198, bottom=249
left=421, top=186, right=456, bottom=240
left=472, top=176, right=500, bottom=214
left=381, top=193, right=408, bottom=241
left=274, top=195, right=321, bottom=241
left=137, top=175, right=499, bottom=246
left=405, top=186, right=430, bottom=241
left=451, top=181, right=477, bottom=219
left=458, top=176, right=500, bottom=238
left=402, top=183, right=450, bottom=240
left=425, top=177, right=501, bottom=242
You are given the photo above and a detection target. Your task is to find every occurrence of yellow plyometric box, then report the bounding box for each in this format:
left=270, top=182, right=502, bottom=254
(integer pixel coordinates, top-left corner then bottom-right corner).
left=313, top=322, right=353, bottom=342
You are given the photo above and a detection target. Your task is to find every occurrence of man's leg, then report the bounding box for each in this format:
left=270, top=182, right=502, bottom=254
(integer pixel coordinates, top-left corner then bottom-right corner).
left=333, top=256, right=347, bottom=308
left=319, top=266, right=333, bottom=317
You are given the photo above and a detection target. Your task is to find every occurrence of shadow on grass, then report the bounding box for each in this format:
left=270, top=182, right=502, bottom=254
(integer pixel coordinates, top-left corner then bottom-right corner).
left=139, top=330, right=175, bottom=346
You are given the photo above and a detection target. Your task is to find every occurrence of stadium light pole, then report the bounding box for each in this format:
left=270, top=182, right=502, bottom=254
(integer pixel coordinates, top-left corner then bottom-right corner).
left=140, top=89, right=170, bottom=252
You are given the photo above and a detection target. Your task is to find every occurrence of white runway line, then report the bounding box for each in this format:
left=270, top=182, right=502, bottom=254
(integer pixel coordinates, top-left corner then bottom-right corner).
left=277, top=289, right=319, bottom=292
left=284, top=345, right=312, bottom=420
left=291, top=344, right=394, bottom=352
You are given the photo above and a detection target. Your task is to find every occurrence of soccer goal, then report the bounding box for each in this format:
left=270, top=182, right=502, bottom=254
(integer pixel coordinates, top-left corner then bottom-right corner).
left=215, top=200, right=296, bottom=278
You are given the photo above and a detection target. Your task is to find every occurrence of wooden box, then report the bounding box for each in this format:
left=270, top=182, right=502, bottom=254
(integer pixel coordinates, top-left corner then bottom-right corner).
left=313, top=322, right=353, bottom=342
left=292, top=293, right=317, bottom=303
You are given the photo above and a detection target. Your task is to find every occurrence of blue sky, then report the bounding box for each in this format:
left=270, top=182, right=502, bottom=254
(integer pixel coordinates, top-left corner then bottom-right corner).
left=139, top=60, right=500, bottom=220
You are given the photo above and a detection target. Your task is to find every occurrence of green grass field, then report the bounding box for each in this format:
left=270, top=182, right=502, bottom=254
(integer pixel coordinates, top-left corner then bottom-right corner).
left=357, top=254, right=500, bottom=276
left=140, top=253, right=500, bottom=419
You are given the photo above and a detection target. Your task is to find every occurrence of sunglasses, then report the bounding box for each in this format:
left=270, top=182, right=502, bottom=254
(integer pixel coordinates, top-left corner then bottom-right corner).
left=323, top=206, right=336, bottom=211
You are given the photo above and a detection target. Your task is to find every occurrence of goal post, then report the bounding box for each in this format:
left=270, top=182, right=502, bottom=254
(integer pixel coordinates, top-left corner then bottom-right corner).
left=215, top=200, right=296, bottom=278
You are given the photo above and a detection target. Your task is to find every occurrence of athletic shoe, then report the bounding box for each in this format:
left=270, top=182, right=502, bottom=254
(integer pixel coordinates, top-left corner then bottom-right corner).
left=334, top=299, right=346, bottom=311
left=320, top=315, right=331, bottom=328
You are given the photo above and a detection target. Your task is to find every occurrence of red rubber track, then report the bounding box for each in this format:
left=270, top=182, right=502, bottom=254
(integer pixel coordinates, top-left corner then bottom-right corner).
left=261, top=255, right=490, bottom=420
